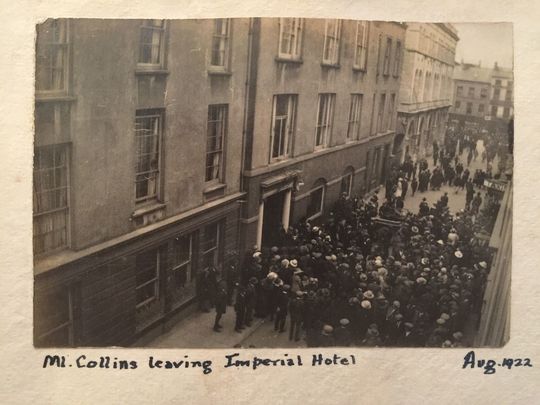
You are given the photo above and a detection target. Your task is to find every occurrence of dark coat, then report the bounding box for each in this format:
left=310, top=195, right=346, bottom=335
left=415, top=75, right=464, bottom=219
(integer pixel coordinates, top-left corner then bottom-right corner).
left=215, top=288, right=228, bottom=314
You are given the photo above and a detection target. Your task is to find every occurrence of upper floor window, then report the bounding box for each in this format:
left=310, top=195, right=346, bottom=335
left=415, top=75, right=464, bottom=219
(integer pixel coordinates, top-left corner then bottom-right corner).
left=468, top=87, right=475, bottom=98
left=211, top=19, right=231, bottom=69
left=376, top=34, right=382, bottom=76
left=376, top=93, right=386, bottom=133
left=36, top=19, right=69, bottom=94
left=466, top=102, right=473, bottom=115
left=393, top=40, right=402, bottom=76
left=455, top=101, right=461, bottom=109
left=456, top=86, right=463, bottom=97
left=493, top=88, right=501, bottom=100
left=478, top=104, right=485, bottom=113
left=33, top=144, right=70, bottom=255
left=278, top=18, right=303, bottom=60
left=135, top=110, right=163, bottom=203
left=322, top=19, right=342, bottom=65
left=315, top=93, right=336, bottom=149
left=270, top=94, right=297, bottom=161
left=382, top=37, right=392, bottom=76
left=495, top=79, right=502, bottom=86
left=423, top=72, right=431, bottom=102
left=480, top=88, right=488, bottom=98
left=205, top=104, right=228, bottom=183
left=347, top=94, right=363, bottom=140
left=138, top=20, right=166, bottom=68
left=353, top=21, right=368, bottom=70
left=387, top=93, right=396, bottom=131
left=505, top=89, right=513, bottom=101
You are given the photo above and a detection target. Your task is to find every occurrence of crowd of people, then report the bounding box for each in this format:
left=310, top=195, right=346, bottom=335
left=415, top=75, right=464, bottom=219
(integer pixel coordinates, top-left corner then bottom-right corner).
left=212, top=193, right=493, bottom=348
left=201, top=131, right=507, bottom=348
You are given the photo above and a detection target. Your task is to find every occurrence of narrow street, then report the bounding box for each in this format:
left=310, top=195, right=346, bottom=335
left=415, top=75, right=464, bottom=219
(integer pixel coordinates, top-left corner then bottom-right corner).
left=143, top=140, right=496, bottom=349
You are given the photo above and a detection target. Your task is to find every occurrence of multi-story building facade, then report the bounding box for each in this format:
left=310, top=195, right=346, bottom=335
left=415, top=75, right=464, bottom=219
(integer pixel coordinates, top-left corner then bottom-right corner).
left=449, top=62, right=492, bottom=133
left=394, top=23, right=458, bottom=162
left=449, top=61, right=513, bottom=136
left=240, top=19, right=406, bottom=250
left=33, top=18, right=406, bottom=347
left=34, top=19, right=250, bottom=347
left=489, top=63, right=514, bottom=134
left=476, top=175, right=512, bottom=347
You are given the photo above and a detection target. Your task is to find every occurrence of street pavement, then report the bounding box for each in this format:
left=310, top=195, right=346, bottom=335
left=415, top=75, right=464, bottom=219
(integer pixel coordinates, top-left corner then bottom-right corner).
left=143, top=140, right=496, bottom=348
left=143, top=307, right=265, bottom=348
left=377, top=140, right=496, bottom=217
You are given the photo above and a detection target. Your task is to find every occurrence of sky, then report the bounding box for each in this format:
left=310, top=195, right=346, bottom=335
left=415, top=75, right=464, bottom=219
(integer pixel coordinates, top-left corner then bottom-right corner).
left=453, top=23, right=513, bottom=69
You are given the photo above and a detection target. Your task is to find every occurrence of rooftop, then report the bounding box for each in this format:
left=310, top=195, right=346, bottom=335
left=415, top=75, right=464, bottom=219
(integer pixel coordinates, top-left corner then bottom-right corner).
left=453, top=61, right=513, bottom=83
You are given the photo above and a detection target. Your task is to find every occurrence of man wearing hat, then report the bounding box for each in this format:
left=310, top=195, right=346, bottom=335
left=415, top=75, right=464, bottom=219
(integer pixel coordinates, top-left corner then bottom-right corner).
left=319, top=325, right=335, bottom=347
left=334, top=318, right=353, bottom=347
left=213, top=280, right=228, bottom=332
left=244, top=277, right=258, bottom=327
left=274, top=285, right=291, bottom=333
left=278, top=258, right=293, bottom=285
left=288, top=291, right=305, bottom=342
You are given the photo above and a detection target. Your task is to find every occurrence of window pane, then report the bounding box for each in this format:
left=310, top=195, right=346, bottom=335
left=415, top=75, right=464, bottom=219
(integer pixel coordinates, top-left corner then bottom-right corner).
left=307, top=187, right=324, bottom=218
left=36, top=19, right=68, bottom=92
left=206, top=105, right=227, bottom=182
left=139, top=20, right=164, bottom=65
left=134, top=113, right=161, bottom=201
left=33, top=145, right=69, bottom=254
left=211, top=19, right=229, bottom=67
left=135, top=249, right=159, bottom=307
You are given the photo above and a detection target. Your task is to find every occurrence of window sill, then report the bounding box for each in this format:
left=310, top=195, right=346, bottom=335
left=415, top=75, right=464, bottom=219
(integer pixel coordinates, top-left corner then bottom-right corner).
left=35, top=94, right=76, bottom=103
left=131, top=202, right=167, bottom=219
left=207, top=68, right=232, bottom=76
left=135, top=68, right=169, bottom=76
left=314, top=146, right=328, bottom=152
left=321, top=62, right=341, bottom=69
left=269, top=156, right=291, bottom=165
left=275, top=57, right=303, bottom=65
left=203, top=182, right=226, bottom=194
left=352, top=67, right=367, bottom=73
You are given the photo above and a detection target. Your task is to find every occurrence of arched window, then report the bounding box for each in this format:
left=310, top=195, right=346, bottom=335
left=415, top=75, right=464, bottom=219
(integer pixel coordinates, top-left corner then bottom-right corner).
left=307, top=178, right=326, bottom=220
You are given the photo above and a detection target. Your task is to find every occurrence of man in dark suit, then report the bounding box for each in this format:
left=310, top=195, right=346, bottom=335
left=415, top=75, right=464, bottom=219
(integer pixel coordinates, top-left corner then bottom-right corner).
left=274, top=285, right=290, bottom=333
left=334, top=318, right=353, bottom=347
left=288, top=291, right=305, bottom=341
left=213, top=281, right=228, bottom=332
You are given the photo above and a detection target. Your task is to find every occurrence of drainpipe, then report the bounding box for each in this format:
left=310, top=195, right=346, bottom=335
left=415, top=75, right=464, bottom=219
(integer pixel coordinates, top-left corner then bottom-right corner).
left=237, top=18, right=260, bottom=255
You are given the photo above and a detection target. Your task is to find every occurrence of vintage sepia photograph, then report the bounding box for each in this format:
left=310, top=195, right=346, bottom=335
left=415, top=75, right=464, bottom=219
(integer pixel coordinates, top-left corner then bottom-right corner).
left=33, top=18, right=513, bottom=349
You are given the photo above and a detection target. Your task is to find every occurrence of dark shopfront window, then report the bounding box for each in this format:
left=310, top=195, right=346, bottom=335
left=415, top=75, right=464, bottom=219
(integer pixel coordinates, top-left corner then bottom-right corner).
left=34, top=284, right=79, bottom=347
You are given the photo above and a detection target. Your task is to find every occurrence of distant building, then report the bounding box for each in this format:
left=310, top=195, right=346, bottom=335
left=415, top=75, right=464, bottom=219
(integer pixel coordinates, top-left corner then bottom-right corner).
left=394, top=23, right=459, bottom=163
left=449, top=61, right=513, bottom=136
left=489, top=63, right=514, bottom=134
left=33, top=18, right=406, bottom=347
